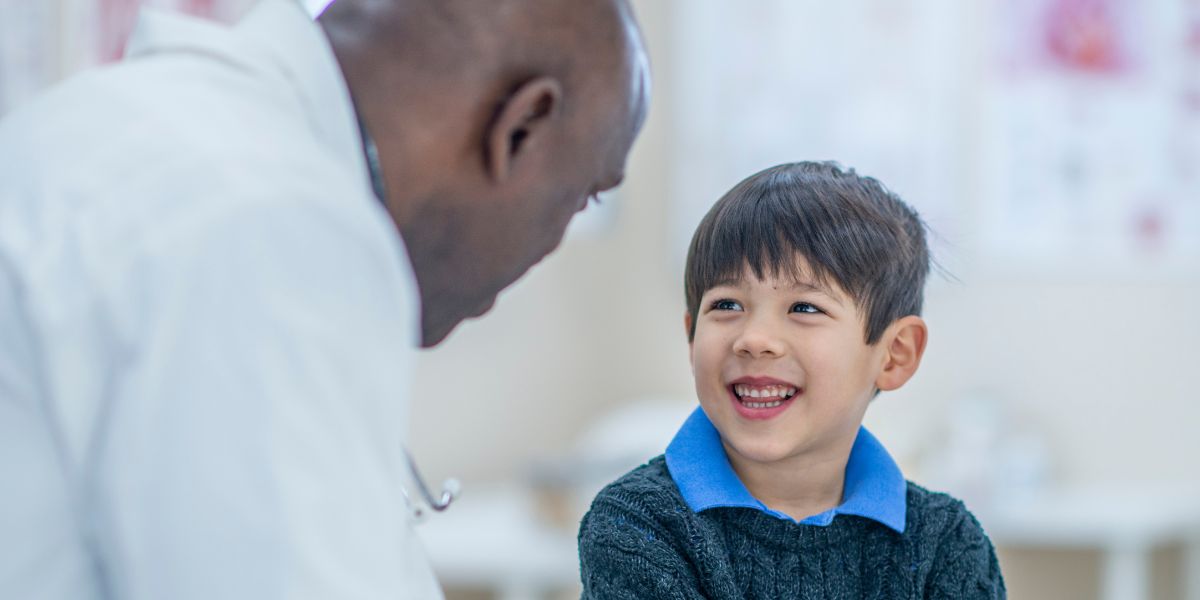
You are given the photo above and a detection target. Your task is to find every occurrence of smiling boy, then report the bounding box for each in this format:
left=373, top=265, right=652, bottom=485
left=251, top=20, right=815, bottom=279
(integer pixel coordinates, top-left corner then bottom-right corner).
left=578, top=162, right=1004, bottom=599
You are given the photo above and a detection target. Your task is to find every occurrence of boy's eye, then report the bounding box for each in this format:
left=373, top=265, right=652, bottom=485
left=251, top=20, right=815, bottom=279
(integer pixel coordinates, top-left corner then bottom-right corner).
left=711, top=299, right=743, bottom=311
left=791, top=302, right=821, bottom=314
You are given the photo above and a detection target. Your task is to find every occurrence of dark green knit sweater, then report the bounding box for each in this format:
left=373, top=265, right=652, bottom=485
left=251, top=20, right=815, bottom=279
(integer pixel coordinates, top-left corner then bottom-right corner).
left=578, top=456, right=1005, bottom=599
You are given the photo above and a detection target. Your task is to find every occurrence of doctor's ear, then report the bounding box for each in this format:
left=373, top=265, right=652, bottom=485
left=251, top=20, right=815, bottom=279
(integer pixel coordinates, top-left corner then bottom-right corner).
left=875, top=316, right=927, bottom=392
left=484, top=77, right=563, bottom=183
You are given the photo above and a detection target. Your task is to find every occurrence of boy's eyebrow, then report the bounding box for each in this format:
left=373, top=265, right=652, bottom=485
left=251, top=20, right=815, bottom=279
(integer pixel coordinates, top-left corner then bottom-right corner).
left=785, top=280, right=845, bottom=306
left=706, top=278, right=847, bottom=307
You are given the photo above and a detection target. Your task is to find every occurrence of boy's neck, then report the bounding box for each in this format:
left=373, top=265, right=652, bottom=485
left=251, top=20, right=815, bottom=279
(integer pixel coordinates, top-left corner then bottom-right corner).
left=723, top=435, right=856, bottom=522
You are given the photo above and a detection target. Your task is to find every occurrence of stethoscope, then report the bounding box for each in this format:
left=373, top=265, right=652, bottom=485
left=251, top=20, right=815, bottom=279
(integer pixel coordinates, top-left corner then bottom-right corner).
left=360, top=117, right=462, bottom=522
left=401, top=448, right=461, bottom=522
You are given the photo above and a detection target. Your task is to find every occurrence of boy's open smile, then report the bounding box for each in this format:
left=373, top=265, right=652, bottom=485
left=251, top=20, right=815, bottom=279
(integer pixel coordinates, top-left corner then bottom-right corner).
left=686, top=259, right=925, bottom=522
left=686, top=261, right=890, bottom=471
left=728, top=376, right=800, bottom=420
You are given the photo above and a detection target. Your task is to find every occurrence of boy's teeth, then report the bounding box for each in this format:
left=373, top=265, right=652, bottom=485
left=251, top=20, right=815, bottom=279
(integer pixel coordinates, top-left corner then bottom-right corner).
left=733, top=384, right=798, bottom=399
left=742, top=399, right=783, bottom=409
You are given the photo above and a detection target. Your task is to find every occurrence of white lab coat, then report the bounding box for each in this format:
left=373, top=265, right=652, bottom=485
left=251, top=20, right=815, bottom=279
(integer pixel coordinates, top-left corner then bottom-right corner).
left=0, top=0, right=443, bottom=597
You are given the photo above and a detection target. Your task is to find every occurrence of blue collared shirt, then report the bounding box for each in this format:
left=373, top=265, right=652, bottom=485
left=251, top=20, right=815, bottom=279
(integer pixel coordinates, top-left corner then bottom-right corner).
left=664, top=407, right=908, bottom=533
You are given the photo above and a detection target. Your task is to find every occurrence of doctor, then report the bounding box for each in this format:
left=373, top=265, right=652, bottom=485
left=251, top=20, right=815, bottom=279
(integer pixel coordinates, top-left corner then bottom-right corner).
left=0, top=0, right=649, bottom=598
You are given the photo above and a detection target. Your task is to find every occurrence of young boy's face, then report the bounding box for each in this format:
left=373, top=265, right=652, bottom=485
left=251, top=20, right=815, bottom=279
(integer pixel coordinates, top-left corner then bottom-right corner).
left=687, top=257, right=891, bottom=468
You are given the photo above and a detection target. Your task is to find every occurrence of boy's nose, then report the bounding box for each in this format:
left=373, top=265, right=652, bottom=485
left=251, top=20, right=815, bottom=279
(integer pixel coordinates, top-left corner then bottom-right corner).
left=732, top=320, right=786, bottom=359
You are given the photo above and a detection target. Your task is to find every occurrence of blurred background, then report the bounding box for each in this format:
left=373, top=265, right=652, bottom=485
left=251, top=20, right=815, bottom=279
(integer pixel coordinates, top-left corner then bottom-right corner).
left=4, top=0, right=1199, bottom=598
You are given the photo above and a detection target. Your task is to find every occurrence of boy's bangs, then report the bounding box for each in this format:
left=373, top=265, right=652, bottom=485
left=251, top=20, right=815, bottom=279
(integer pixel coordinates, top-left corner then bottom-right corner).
left=692, top=185, right=835, bottom=298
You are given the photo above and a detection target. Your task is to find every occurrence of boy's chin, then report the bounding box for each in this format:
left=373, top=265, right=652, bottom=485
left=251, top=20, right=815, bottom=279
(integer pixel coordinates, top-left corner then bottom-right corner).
left=724, top=436, right=801, bottom=466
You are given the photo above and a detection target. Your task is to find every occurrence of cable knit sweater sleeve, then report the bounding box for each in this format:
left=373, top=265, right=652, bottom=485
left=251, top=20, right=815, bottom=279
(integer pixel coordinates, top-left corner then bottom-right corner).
left=925, top=502, right=1006, bottom=600
left=577, top=482, right=707, bottom=599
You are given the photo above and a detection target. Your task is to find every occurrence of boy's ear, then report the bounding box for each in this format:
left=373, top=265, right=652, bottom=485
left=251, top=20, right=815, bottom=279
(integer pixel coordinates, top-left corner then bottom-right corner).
left=875, top=316, right=927, bottom=392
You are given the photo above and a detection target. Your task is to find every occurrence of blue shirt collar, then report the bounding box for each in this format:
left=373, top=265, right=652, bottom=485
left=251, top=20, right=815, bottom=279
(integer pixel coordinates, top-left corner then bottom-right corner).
left=664, top=407, right=907, bottom=533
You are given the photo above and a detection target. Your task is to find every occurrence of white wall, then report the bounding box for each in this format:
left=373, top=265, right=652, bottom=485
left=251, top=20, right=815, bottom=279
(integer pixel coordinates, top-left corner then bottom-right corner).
left=869, top=277, right=1200, bottom=484
left=411, top=2, right=1199, bottom=597
left=409, top=0, right=1198, bottom=498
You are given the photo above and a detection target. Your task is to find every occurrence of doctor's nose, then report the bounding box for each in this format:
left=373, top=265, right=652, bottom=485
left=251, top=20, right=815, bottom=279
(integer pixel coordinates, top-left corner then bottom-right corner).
left=732, top=320, right=786, bottom=359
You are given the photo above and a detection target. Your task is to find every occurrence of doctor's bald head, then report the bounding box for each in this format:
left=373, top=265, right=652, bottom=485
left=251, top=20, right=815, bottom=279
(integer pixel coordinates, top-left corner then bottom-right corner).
left=318, top=0, right=650, bottom=346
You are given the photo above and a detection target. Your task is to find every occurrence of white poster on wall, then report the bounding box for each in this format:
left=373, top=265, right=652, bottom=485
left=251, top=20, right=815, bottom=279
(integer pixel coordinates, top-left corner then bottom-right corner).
left=978, top=0, right=1200, bottom=274
left=668, top=0, right=968, bottom=268
left=669, top=0, right=1199, bottom=278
